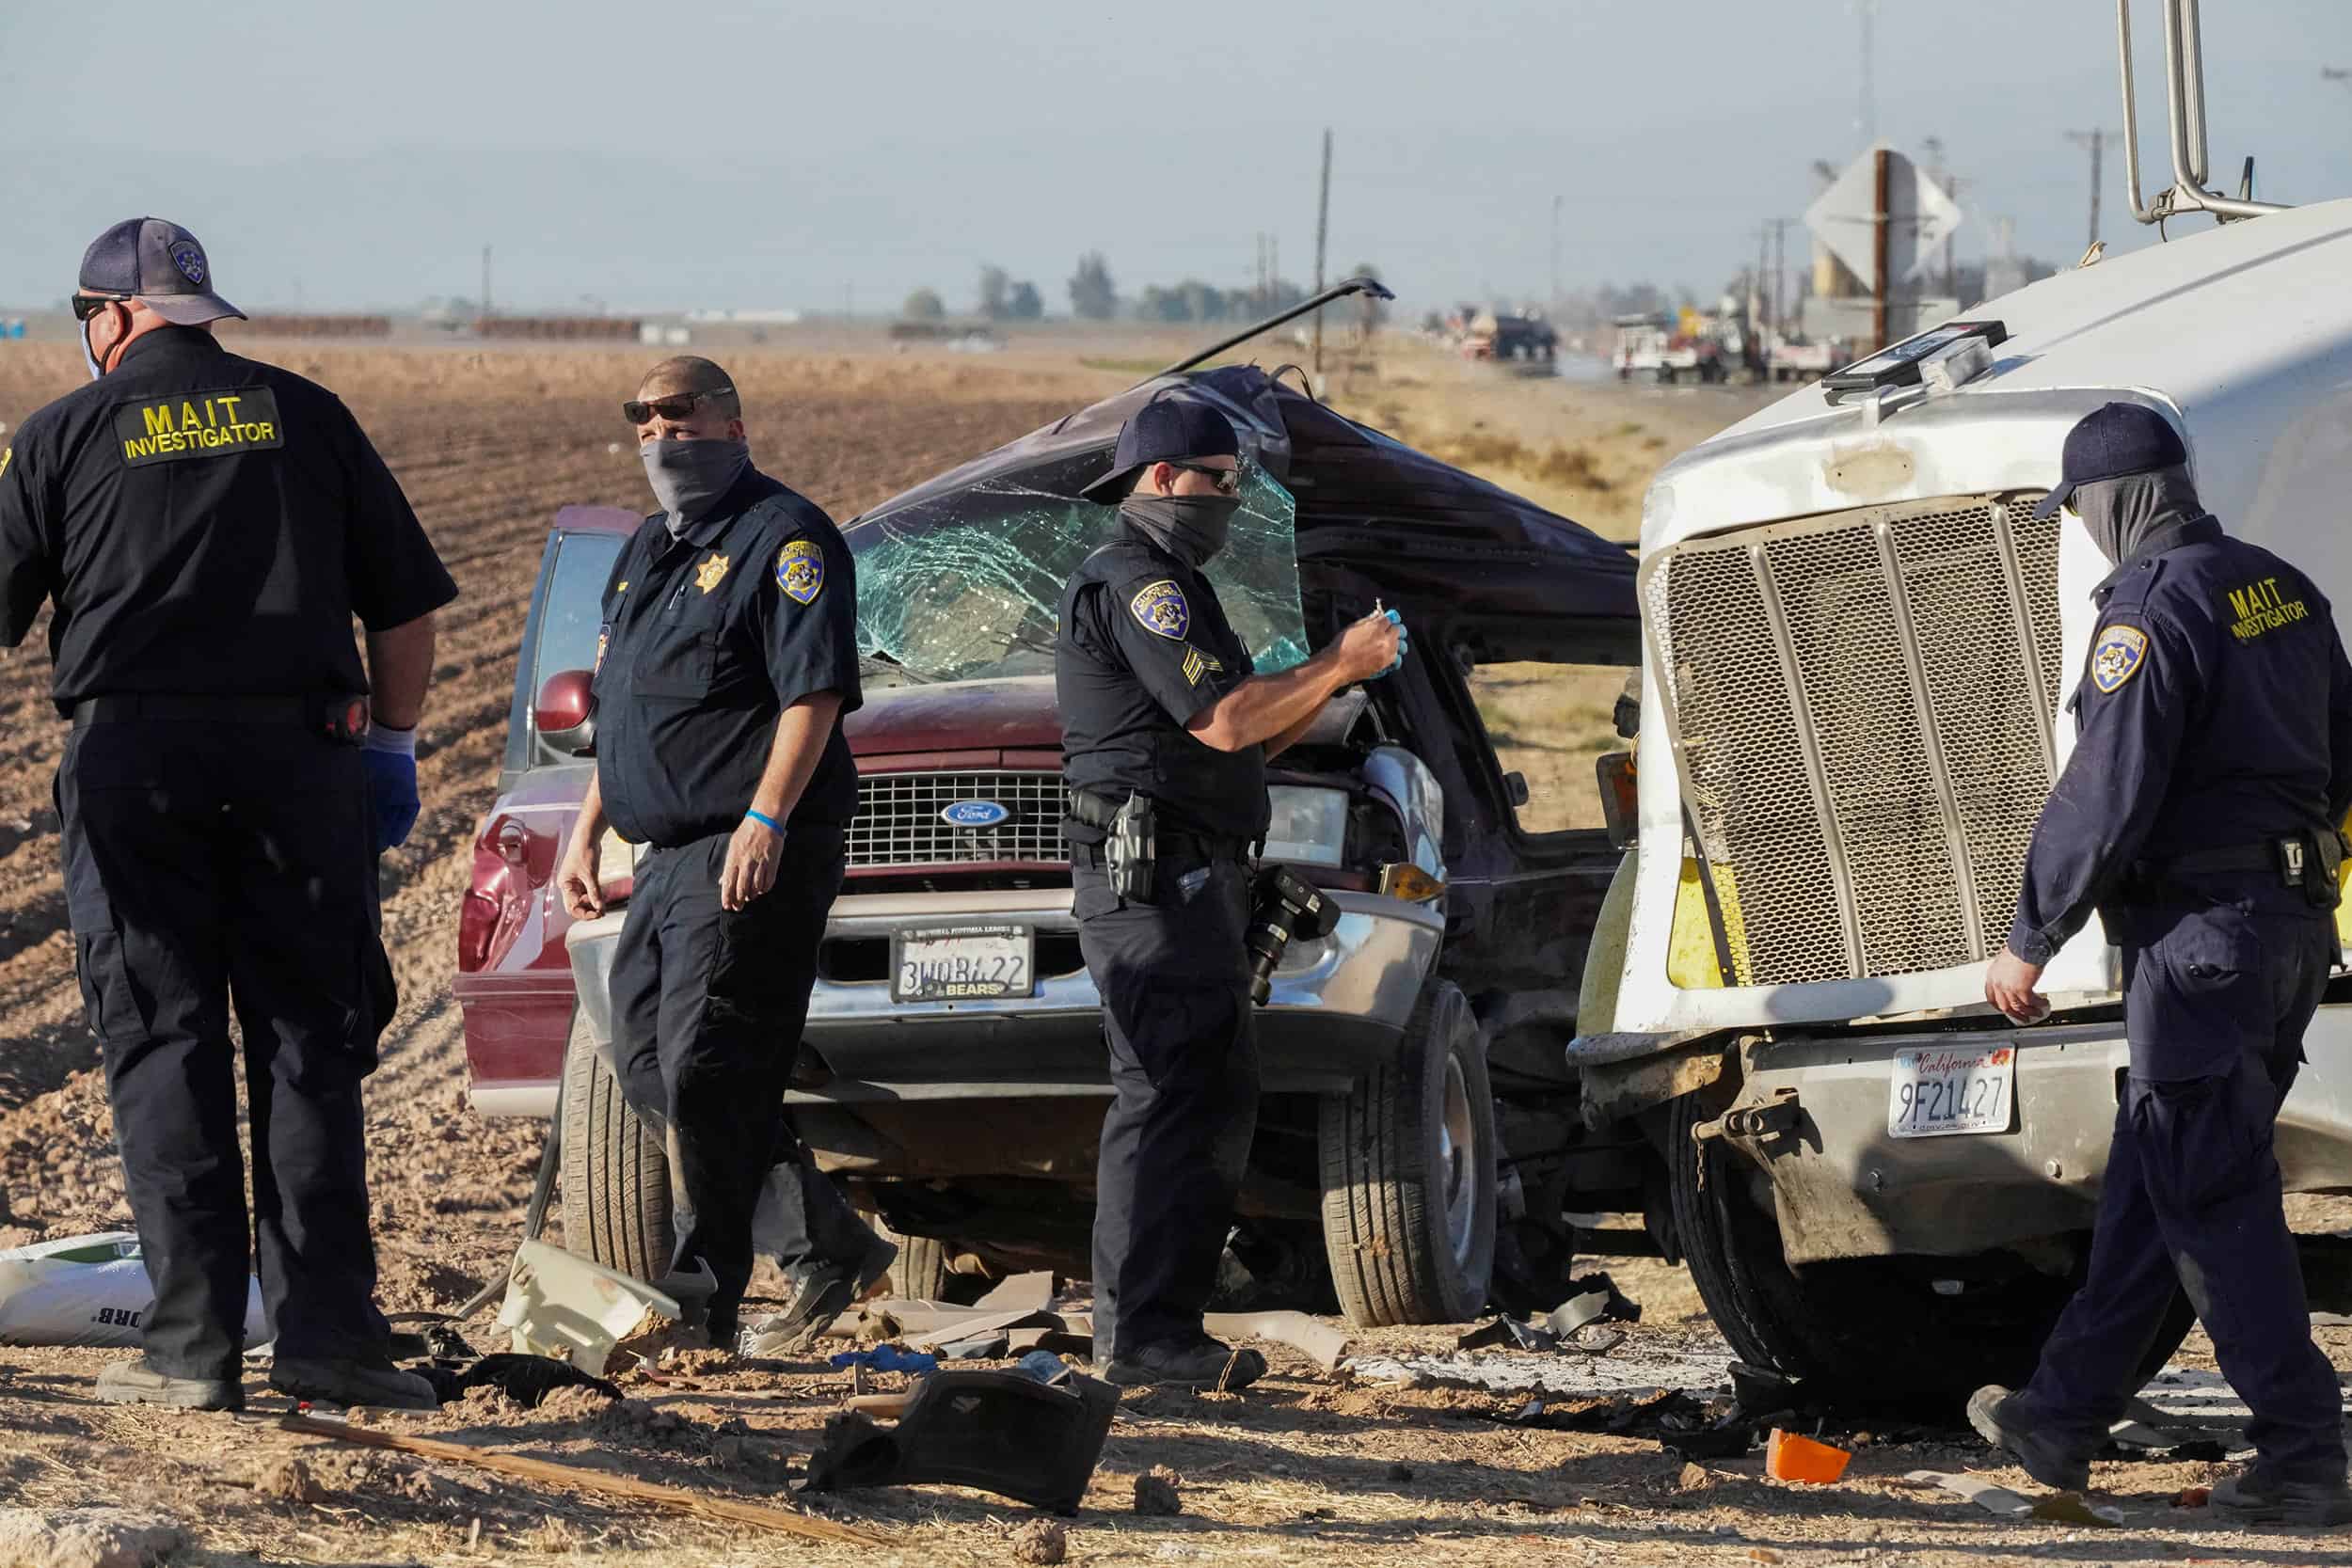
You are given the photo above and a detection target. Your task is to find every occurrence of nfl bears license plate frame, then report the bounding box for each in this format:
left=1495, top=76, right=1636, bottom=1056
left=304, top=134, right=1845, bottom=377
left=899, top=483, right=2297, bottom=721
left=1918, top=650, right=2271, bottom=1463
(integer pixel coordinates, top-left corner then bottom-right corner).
left=891, top=921, right=1037, bottom=1003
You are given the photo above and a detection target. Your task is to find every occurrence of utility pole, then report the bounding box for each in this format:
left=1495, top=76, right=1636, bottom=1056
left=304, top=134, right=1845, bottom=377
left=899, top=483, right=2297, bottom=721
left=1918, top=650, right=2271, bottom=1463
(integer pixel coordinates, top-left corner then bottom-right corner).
left=1855, top=0, right=1878, bottom=149
left=1311, top=127, right=1332, bottom=377
left=1754, top=224, right=1771, bottom=332
left=1549, top=193, right=1563, bottom=315
left=1769, top=217, right=1791, bottom=333
left=480, top=245, right=492, bottom=319
left=2063, top=130, right=2121, bottom=250
left=1871, top=146, right=1891, bottom=353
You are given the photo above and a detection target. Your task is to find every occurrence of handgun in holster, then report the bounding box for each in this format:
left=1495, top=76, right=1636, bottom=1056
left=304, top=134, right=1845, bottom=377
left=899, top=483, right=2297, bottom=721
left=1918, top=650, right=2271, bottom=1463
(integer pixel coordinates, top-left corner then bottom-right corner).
left=1104, top=791, right=1157, bottom=905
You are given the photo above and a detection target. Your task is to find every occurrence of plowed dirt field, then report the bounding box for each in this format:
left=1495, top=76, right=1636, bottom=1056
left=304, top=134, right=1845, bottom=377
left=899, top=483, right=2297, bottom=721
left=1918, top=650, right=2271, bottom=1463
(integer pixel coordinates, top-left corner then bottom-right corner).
left=0, top=341, right=2336, bottom=1568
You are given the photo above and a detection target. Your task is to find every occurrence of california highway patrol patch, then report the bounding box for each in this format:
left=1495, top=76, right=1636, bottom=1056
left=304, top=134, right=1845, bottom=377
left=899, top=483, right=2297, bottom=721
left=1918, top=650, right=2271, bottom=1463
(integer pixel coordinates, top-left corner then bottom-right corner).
left=1130, top=579, right=1190, bottom=640
left=777, top=538, right=824, bottom=605
left=2090, top=624, right=2149, bottom=693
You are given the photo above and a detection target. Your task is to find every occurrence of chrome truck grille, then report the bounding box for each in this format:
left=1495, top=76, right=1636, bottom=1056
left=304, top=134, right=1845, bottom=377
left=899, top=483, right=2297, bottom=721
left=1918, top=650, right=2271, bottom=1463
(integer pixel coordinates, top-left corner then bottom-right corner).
left=1642, top=494, right=2064, bottom=987
left=849, top=769, right=1070, bottom=868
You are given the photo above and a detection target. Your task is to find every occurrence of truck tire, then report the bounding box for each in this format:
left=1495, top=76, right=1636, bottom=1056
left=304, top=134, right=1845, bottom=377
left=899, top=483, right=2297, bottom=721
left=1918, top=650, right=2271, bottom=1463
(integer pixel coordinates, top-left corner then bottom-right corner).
left=559, top=1006, right=675, bottom=1283
left=1319, top=980, right=1497, bottom=1326
left=1668, top=1090, right=2194, bottom=1406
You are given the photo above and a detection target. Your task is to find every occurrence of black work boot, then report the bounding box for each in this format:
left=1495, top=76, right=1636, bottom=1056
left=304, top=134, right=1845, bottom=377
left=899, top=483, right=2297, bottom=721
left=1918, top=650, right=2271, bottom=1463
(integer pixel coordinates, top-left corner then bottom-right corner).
left=271, top=1357, right=440, bottom=1411
left=756, top=1234, right=900, bottom=1355
left=97, top=1356, right=243, bottom=1412
left=1100, top=1338, right=1267, bottom=1391
left=2211, top=1466, right=2352, bottom=1527
left=1966, top=1385, right=2092, bottom=1491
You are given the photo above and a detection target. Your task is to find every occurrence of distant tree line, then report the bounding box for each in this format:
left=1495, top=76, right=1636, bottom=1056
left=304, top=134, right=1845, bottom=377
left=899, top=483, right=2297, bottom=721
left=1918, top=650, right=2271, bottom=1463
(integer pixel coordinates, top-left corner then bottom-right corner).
left=894, top=253, right=1384, bottom=325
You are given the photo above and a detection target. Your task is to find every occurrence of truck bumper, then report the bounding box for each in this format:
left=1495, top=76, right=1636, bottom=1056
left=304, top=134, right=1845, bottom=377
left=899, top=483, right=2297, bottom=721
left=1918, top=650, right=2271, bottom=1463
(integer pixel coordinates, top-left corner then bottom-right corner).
left=1724, top=1013, right=2352, bottom=1267
left=521, top=886, right=1440, bottom=1118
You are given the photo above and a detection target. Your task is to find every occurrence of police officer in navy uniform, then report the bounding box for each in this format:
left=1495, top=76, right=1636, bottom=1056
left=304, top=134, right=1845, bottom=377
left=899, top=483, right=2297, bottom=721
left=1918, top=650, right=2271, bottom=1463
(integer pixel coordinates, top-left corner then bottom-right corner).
left=0, top=219, right=457, bottom=1411
left=1973, top=404, right=2352, bottom=1524
left=559, top=356, right=892, bottom=1352
left=1057, top=398, right=1401, bottom=1386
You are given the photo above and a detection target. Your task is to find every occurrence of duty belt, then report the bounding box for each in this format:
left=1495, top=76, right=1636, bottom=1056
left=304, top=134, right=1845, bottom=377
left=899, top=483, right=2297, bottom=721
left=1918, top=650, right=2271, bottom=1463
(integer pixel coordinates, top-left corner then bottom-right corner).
left=2133, top=831, right=2344, bottom=910
left=71, top=693, right=348, bottom=732
left=1065, top=788, right=1251, bottom=863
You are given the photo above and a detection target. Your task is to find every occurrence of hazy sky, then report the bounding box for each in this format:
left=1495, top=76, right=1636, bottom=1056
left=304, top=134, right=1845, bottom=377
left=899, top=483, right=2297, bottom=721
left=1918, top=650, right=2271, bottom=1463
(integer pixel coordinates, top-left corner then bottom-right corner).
left=4, top=1, right=2348, bottom=316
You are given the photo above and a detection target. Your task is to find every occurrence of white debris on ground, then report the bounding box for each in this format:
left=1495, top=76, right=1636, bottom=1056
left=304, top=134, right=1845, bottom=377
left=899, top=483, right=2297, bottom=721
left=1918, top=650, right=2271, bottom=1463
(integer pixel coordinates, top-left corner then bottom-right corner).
left=1348, top=1331, right=1738, bottom=1395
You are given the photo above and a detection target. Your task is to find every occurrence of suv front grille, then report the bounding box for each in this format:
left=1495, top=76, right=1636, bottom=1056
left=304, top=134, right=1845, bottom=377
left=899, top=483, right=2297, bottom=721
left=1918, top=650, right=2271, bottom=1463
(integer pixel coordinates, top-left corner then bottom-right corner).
left=1642, top=493, right=2062, bottom=987
left=850, top=769, right=1070, bottom=869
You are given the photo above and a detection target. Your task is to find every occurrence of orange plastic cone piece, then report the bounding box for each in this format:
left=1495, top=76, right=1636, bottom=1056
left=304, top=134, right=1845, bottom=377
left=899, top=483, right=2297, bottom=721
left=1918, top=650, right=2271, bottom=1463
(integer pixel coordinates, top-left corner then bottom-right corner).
left=1765, top=1428, right=1851, bottom=1483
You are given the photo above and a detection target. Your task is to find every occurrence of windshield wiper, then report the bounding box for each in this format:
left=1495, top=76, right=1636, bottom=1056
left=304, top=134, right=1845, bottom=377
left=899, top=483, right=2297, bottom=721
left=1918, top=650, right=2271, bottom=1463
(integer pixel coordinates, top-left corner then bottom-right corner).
left=859, top=649, right=936, bottom=686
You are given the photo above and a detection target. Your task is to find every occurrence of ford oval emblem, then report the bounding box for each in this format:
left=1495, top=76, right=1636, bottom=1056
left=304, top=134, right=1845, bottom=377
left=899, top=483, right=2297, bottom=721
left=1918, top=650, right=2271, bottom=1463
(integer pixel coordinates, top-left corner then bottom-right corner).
left=941, top=800, right=1011, bottom=829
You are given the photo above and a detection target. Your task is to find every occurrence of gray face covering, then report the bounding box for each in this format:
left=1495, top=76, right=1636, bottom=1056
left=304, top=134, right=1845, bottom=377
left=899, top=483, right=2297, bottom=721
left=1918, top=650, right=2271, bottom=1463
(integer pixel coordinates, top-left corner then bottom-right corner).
left=1120, top=494, right=1242, bottom=570
left=643, top=437, right=751, bottom=531
left=2071, top=463, right=2205, bottom=565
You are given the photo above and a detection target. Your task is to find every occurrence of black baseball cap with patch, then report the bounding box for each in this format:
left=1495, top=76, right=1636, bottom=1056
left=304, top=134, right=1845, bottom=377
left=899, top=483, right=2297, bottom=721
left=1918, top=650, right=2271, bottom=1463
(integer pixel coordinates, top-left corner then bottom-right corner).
left=2031, top=402, right=2189, bottom=521
left=77, top=217, right=245, bottom=327
left=1079, top=395, right=1242, bottom=502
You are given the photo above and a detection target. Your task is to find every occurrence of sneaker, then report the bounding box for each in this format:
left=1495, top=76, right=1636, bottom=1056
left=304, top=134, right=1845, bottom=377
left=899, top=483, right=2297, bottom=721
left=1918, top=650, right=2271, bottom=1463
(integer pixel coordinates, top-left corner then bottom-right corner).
left=1966, top=1385, right=2091, bottom=1492
left=1099, top=1338, right=1268, bottom=1390
left=2211, top=1466, right=2352, bottom=1527
left=96, top=1356, right=243, bottom=1412
left=271, top=1356, right=441, bottom=1411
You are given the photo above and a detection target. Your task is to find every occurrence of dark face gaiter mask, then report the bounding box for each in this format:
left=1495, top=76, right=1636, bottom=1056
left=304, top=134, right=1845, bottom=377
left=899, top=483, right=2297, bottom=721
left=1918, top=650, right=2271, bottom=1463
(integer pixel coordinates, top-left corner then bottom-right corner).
left=643, top=437, right=751, bottom=533
left=1120, top=493, right=1243, bottom=570
left=2072, top=464, right=2204, bottom=565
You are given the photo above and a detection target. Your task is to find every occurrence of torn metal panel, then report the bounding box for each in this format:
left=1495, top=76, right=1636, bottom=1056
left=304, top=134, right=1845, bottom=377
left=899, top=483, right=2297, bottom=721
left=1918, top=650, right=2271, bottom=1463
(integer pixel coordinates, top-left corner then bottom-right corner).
left=1581, top=1037, right=1735, bottom=1126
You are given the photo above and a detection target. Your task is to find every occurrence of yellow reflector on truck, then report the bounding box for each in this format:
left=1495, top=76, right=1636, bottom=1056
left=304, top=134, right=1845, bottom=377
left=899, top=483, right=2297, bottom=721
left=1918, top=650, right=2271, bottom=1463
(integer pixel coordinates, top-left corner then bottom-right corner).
left=1669, top=858, right=1751, bottom=989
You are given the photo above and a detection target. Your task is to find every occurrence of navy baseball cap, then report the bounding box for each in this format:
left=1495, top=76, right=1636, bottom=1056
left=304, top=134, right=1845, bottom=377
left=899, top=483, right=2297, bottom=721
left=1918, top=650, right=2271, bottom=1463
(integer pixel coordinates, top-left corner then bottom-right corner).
left=77, top=217, right=244, bottom=327
left=2032, top=403, right=2189, bottom=520
left=1080, top=396, right=1242, bottom=502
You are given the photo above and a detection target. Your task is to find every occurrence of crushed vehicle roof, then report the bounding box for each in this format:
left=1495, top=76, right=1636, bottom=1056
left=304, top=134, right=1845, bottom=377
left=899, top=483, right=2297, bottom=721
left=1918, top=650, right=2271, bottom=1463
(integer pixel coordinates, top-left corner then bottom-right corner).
left=845, top=364, right=1637, bottom=625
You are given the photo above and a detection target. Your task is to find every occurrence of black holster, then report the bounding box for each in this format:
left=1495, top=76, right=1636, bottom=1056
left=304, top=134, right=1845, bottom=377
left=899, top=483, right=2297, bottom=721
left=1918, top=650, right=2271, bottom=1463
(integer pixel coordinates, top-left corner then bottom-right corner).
left=1070, top=788, right=1156, bottom=904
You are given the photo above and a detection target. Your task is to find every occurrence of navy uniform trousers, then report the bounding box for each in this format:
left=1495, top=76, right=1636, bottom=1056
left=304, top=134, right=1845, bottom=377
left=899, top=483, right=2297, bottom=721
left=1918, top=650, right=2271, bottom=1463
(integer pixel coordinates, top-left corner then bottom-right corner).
left=2016, top=892, right=2346, bottom=1480
left=609, top=827, right=870, bottom=1323
left=1075, top=846, right=1260, bottom=1361
left=62, top=721, right=397, bottom=1384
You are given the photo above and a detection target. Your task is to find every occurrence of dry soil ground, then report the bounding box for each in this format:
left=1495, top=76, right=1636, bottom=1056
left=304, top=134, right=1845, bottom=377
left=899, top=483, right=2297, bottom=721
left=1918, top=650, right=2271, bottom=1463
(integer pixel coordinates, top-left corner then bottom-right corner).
left=1, top=338, right=2344, bottom=1566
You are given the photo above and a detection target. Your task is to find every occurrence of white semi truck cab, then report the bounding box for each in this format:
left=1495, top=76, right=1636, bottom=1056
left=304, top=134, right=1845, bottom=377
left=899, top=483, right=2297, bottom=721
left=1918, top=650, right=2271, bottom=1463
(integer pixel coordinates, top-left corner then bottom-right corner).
left=1565, top=0, right=2352, bottom=1401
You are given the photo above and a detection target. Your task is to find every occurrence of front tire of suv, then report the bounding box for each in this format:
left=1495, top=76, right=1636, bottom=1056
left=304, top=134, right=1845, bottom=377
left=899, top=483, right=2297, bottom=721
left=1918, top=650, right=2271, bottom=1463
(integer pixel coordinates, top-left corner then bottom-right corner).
left=1318, top=980, right=1497, bottom=1326
left=559, top=1005, right=675, bottom=1283
left=1667, top=1088, right=2195, bottom=1407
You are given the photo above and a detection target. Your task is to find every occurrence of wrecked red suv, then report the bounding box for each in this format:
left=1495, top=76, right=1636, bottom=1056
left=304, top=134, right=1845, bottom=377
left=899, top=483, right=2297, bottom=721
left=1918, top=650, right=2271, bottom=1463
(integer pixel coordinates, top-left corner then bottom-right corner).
left=457, top=357, right=1641, bottom=1324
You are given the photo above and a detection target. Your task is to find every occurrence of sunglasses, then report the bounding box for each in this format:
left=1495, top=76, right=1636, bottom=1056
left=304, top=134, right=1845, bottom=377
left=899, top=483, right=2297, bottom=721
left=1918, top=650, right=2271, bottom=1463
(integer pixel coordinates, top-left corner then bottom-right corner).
left=1168, top=461, right=1243, bottom=496
left=623, top=387, right=735, bottom=425
left=72, top=293, right=130, bottom=322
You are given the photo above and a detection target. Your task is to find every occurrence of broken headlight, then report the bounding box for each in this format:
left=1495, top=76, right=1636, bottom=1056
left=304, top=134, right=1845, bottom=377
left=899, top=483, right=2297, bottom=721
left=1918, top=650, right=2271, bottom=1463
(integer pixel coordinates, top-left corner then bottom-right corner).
left=1263, top=785, right=1348, bottom=868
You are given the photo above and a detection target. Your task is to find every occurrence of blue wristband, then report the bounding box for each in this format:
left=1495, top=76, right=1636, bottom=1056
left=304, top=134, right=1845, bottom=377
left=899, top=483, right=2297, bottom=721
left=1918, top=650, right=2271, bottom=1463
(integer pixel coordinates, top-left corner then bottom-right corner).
left=745, top=808, right=783, bottom=832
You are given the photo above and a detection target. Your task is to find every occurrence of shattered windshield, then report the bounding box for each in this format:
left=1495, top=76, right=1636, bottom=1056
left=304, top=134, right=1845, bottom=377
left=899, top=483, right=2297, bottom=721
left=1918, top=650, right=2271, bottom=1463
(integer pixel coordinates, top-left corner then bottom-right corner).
left=850, top=451, right=1308, bottom=687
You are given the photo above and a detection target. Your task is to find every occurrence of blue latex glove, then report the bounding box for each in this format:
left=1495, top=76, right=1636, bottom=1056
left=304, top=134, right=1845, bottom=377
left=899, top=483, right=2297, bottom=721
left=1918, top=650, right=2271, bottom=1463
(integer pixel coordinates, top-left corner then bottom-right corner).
left=1369, top=607, right=1408, bottom=680
left=359, top=746, right=420, bottom=853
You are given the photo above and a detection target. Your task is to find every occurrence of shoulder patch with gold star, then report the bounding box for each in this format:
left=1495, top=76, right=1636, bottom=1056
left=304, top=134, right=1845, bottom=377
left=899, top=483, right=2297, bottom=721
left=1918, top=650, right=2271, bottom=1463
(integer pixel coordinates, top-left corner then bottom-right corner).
left=2090, top=624, right=2149, bottom=693
left=1130, top=579, right=1190, bottom=641
left=777, top=538, right=824, bottom=605
left=695, top=553, right=730, bottom=594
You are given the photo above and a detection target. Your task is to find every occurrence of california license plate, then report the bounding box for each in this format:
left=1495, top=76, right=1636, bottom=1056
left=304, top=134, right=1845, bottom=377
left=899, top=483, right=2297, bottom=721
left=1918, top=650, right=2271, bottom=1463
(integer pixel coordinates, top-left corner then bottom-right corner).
left=891, top=923, right=1035, bottom=1002
left=1888, top=1045, right=2016, bottom=1138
